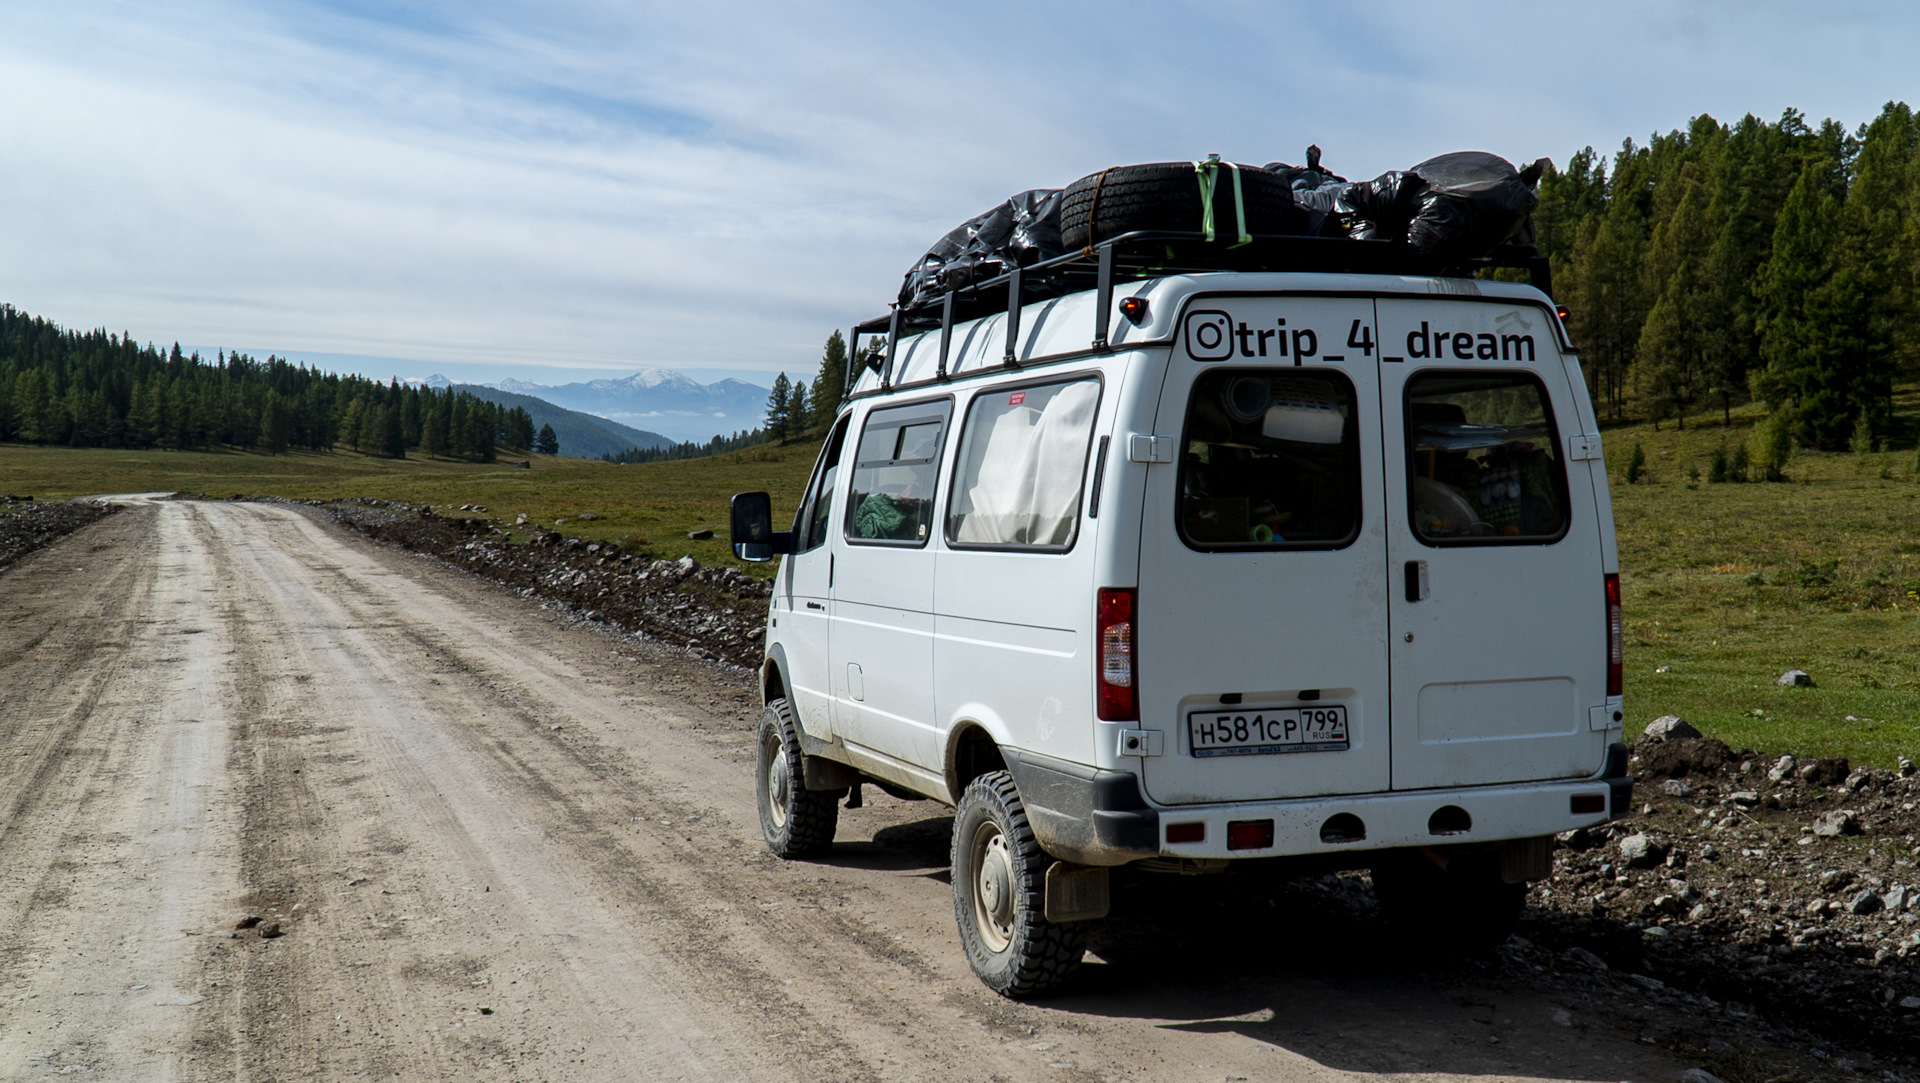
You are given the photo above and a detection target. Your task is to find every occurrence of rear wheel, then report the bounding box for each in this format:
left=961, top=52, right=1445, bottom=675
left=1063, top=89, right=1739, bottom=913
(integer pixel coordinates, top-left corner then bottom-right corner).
left=950, top=771, right=1088, bottom=997
left=1370, top=848, right=1525, bottom=953
left=756, top=699, right=840, bottom=858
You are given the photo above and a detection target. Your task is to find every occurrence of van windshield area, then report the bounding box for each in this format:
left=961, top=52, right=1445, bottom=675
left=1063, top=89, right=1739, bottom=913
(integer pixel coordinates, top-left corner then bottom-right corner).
left=1406, top=372, right=1567, bottom=543
left=1177, top=370, right=1360, bottom=550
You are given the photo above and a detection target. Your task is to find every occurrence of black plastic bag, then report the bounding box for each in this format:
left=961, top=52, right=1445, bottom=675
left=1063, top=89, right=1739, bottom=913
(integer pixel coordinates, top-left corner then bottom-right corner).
left=898, top=189, right=1063, bottom=309
left=1337, top=170, right=1427, bottom=242
left=1402, top=152, right=1547, bottom=263
left=1263, top=144, right=1349, bottom=216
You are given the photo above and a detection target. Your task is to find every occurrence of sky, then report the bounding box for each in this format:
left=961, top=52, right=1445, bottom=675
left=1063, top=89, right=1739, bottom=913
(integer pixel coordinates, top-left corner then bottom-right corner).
left=2, top=0, right=1918, bottom=391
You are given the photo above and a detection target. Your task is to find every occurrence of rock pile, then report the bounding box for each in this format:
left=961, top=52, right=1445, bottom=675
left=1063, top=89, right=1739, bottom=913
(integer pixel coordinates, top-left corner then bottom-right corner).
left=0, top=500, right=119, bottom=574
left=320, top=499, right=772, bottom=668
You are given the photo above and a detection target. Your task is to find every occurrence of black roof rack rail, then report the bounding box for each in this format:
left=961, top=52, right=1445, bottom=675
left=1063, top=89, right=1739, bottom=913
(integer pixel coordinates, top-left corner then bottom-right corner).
left=849, top=230, right=1551, bottom=388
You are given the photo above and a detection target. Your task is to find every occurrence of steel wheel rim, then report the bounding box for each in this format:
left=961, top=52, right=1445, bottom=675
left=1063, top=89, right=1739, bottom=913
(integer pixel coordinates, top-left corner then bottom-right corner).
left=970, top=820, right=1016, bottom=953
left=765, top=736, right=790, bottom=830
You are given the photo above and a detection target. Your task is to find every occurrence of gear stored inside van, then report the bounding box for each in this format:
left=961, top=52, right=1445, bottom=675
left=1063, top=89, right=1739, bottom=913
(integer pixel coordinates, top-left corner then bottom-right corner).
left=731, top=197, right=1630, bottom=998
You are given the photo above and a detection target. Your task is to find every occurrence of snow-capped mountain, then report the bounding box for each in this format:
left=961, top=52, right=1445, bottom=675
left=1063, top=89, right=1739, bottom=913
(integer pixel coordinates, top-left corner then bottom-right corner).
left=494, top=377, right=551, bottom=394
left=497, top=368, right=769, bottom=443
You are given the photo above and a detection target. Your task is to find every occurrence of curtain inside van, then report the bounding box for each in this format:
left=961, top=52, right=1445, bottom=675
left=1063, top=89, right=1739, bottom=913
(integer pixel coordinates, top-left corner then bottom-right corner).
left=947, top=379, right=1099, bottom=548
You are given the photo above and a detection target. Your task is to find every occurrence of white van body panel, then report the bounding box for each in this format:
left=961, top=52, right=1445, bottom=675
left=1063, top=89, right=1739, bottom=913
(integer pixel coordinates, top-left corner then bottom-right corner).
left=781, top=271, right=1621, bottom=862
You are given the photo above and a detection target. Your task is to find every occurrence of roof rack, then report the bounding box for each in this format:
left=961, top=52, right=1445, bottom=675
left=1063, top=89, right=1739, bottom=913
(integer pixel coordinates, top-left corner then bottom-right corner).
left=847, top=230, right=1552, bottom=396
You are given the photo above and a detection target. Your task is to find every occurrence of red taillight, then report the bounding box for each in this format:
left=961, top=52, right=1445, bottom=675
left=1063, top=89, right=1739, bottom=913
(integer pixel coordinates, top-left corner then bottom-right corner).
left=1605, top=573, right=1623, bottom=697
left=1166, top=822, right=1205, bottom=844
left=1096, top=587, right=1136, bottom=721
left=1226, top=819, right=1274, bottom=851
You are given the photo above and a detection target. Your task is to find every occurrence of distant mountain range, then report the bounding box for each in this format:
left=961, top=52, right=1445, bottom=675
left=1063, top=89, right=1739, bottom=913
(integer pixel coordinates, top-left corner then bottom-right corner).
left=481, top=369, right=769, bottom=444
left=415, top=377, right=673, bottom=459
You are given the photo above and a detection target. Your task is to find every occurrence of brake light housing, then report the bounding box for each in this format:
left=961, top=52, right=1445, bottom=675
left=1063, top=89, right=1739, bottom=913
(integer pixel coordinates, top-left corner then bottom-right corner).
left=1096, top=587, right=1136, bottom=721
left=1605, top=573, right=1623, bottom=697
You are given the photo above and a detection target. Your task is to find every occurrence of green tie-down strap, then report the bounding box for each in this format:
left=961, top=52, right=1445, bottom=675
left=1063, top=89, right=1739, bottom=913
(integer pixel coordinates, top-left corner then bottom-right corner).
left=1192, top=154, right=1251, bottom=247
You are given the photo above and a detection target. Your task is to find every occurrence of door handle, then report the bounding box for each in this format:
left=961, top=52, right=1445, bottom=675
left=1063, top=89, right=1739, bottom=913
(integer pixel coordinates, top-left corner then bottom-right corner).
left=1404, top=560, right=1429, bottom=602
left=805, top=601, right=826, bottom=610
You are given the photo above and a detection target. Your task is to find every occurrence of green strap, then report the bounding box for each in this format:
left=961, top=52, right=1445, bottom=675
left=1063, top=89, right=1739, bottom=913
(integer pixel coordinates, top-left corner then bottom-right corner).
left=1192, top=154, right=1251, bottom=246
left=1192, top=155, right=1220, bottom=242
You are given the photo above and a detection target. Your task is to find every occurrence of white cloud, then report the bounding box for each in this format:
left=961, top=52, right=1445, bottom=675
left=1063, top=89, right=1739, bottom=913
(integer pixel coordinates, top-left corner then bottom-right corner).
left=1, top=1, right=1916, bottom=382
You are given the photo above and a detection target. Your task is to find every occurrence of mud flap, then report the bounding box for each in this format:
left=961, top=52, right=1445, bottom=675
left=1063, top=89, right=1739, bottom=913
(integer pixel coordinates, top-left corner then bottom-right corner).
left=1043, top=862, right=1110, bottom=923
left=1500, top=835, right=1553, bottom=884
left=802, top=754, right=859, bottom=791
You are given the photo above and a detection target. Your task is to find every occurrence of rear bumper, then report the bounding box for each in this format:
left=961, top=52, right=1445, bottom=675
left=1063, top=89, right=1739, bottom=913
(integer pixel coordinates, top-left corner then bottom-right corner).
left=1005, top=742, right=1632, bottom=867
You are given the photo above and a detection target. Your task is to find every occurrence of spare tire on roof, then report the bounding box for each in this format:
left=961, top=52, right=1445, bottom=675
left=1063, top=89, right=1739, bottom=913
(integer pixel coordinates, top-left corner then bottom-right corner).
left=1059, top=160, right=1308, bottom=251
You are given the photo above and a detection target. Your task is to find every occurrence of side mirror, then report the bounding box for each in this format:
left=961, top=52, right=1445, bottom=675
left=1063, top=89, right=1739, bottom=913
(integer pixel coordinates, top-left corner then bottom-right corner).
left=730, top=491, right=795, bottom=562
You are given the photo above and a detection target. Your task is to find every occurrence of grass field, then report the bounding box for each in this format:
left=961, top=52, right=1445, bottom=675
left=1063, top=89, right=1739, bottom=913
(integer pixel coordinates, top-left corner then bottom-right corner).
left=0, top=442, right=820, bottom=572
left=5, top=396, right=1920, bottom=769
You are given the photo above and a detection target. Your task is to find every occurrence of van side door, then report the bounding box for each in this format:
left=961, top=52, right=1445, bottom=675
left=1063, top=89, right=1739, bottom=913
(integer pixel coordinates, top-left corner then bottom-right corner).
left=831, top=398, right=953, bottom=773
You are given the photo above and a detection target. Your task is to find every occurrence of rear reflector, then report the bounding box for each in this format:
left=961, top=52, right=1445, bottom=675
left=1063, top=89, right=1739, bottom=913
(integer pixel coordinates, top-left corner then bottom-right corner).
left=1571, top=793, right=1606, bottom=815
left=1226, top=819, right=1274, bottom=851
left=1096, top=588, right=1137, bottom=720
left=1165, top=822, right=1205, bottom=844
left=1605, top=574, right=1623, bottom=697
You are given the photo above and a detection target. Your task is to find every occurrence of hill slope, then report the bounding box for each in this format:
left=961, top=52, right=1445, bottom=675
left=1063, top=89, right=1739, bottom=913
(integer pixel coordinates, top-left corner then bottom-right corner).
left=449, top=383, right=671, bottom=458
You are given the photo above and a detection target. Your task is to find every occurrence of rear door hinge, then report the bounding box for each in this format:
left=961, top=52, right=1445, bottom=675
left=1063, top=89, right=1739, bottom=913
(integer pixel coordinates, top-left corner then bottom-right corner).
left=1567, top=433, right=1603, bottom=461
left=1117, top=729, right=1164, bottom=757
left=1127, top=434, right=1176, bottom=464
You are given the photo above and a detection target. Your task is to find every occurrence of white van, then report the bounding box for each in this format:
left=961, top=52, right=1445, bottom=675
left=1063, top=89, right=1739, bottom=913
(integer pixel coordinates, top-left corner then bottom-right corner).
left=730, top=240, right=1630, bottom=997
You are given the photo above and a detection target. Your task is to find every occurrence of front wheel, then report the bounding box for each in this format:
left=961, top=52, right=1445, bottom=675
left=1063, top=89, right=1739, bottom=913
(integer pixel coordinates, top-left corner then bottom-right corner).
left=756, top=699, right=840, bottom=858
left=950, top=771, right=1088, bottom=997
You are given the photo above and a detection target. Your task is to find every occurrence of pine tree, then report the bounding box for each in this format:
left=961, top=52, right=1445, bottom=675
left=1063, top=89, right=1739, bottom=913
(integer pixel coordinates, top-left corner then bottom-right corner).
left=423, top=405, right=448, bottom=458
left=787, top=382, right=810, bottom=434
left=766, top=372, right=792, bottom=441
left=535, top=422, right=559, bottom=455
left=810, top=331, right=848, bottom=427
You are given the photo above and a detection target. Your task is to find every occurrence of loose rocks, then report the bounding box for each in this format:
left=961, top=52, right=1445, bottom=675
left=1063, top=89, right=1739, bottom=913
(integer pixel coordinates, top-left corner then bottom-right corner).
left=1777, top=669, right=1815, bottom=687
left=1812, top=810, right=1862, bottom=837
left=1644, top=715, right=1702, bottom=741
left=1619, top=832, right=1667, bottom=868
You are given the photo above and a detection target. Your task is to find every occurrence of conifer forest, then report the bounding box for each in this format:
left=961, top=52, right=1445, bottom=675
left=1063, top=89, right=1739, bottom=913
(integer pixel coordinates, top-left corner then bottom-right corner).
left=0, top=306, right=535, bottom=460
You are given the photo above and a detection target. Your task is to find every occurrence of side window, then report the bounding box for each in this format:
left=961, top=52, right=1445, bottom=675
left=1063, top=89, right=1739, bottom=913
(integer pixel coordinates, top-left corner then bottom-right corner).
left=947, top=378, right=1101, bottom=551
left=844, top=400, right=951, bottom=546
left=1406, top=371, right=1568, bottom=544
left=796, top=417, right=849, bottom=553
left=1177, top=369, right=1361, bottom=550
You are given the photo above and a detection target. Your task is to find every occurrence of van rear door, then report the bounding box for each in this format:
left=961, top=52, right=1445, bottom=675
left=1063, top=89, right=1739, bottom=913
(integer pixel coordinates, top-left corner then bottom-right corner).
left=1136, top=297, right=1391, bottom=806
left=1376, top=298, right=1609, bottom=790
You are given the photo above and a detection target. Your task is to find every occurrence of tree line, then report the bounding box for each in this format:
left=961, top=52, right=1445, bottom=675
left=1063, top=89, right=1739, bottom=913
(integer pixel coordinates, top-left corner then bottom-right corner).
left=763, top=330, right=885, bottom=441
left=0, top=305, right=535, bottom=459
left=1536, top=102, right=1920, bottom=452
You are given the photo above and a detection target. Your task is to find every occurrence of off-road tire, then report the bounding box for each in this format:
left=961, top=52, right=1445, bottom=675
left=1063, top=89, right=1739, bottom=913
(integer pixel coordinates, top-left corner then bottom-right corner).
left=950, top=770, right=1088, bottom=997
left=1370, top=848, right=1526, bottom=953
left=1059, top=162, right=1304, bottom=250
left=756, top=699, right=840, bottom=858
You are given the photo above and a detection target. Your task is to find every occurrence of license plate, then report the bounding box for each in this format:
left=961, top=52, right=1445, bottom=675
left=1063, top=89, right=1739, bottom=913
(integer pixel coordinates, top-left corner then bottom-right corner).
left=1187, top=705, right=1349, bottom=757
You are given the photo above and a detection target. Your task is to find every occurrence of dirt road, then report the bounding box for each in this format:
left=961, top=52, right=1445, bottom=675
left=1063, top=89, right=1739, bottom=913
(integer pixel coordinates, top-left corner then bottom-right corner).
left=0, top=499, right=1698, bottom=1082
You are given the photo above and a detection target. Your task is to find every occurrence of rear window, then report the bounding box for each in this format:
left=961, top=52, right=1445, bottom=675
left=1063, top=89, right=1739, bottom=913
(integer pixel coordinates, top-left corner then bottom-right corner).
left=1405, top=371, right=1568, bottom=544
left=1177, top=369, right=1361, bottom=550
left=946, top=378, right=1101, bottom=550
left=845, top=400, right=951, bottom=546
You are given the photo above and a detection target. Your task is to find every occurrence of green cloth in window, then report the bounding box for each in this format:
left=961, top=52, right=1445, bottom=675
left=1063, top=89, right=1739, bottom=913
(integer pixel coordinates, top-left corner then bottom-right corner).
left=854, top=492, right=906, bottom=539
